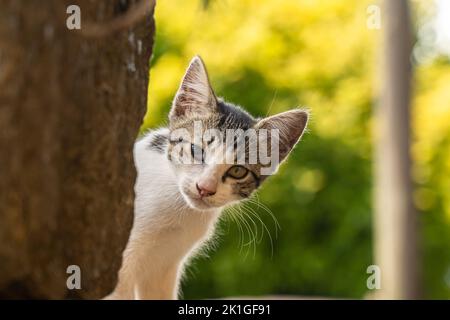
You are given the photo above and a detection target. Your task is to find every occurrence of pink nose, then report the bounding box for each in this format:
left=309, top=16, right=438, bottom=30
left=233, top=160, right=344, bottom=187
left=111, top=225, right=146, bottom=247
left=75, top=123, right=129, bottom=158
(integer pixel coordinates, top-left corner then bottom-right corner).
left=196, top=182, right=216, bottom=197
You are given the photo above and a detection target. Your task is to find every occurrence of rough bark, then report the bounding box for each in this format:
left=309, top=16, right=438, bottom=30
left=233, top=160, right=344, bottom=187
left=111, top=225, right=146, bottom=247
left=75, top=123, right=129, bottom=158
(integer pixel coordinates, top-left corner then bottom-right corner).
left=0, top=0, right=154, bottom=299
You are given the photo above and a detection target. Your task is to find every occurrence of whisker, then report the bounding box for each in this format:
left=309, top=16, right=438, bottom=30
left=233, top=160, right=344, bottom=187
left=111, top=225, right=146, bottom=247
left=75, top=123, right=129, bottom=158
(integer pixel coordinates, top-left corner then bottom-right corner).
left=226, top=207, right=245, bottom=250
left=265, top=89, right=278, bottom=117
left=236, top=205, right=256, bottom=259
left=224, top=193, right=280, bottom=259
left=237, top=204, right=259, bottom=258
left=247, top=194, right=280, bottom=238
left=232, top=206, right=254, bottom=258
left=242, top=202, right=275, bottom=257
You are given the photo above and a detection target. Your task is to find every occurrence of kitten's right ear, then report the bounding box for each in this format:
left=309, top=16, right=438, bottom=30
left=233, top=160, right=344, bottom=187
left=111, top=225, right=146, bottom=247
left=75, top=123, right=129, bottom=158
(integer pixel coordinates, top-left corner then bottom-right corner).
left=169, top=56, right=216, bottom=122
left=256, top=108, right=309, bottom=166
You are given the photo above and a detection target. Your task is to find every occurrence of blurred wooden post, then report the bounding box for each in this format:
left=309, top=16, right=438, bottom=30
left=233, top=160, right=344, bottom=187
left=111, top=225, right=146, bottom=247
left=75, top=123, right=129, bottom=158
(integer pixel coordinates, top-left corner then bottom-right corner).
left=374, top=0, right=420, bottom=299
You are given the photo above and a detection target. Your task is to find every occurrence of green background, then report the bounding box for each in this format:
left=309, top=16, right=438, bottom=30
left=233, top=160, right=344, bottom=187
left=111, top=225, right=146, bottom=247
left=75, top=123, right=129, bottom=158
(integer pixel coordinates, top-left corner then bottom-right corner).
left=142, top=0, right=450, bottom=299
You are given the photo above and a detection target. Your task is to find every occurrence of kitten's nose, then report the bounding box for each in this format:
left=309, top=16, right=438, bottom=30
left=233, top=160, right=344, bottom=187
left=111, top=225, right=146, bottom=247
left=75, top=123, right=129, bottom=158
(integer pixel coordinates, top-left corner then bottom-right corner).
left=196, top=182, right=216, bottom=197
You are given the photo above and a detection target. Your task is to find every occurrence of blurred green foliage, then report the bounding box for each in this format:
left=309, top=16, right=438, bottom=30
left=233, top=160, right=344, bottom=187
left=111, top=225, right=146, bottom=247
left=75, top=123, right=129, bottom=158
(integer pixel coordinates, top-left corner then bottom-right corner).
left=142, top=0, right=450, bottom=298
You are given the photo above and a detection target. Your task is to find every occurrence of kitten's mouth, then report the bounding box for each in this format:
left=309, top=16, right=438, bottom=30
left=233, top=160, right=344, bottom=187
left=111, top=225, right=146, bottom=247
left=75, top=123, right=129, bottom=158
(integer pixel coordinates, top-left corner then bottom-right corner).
left=181, top=190, right=215, bottom=210
left=187, top=196, right=213, bottom=210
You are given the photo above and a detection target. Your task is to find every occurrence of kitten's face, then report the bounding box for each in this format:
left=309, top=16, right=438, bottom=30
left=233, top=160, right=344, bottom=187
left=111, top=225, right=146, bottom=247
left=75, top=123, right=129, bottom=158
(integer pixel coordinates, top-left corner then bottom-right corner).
left=166, top=56, right=308, bottom=211
left=168, top=118, right=261, bottom=209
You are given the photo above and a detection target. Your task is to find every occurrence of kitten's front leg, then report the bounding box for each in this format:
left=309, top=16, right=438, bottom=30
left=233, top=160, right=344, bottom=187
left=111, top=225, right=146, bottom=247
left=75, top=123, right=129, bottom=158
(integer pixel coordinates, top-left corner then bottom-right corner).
left=106, top=237, right=182, bottom=299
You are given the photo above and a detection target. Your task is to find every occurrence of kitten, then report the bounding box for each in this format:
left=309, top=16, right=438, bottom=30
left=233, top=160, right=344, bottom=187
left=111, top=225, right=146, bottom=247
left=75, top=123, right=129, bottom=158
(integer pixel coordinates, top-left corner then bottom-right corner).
left=106, top=56, right=308, bottom=299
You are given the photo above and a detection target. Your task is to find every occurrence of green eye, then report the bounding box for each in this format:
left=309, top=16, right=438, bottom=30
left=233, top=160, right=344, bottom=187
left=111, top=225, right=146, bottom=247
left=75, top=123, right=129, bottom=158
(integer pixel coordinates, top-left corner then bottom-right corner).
left=226, top=165, right=249, bottom=179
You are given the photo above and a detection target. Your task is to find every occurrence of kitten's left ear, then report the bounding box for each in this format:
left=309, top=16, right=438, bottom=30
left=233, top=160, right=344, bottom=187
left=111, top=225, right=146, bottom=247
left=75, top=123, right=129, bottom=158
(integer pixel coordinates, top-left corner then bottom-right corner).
left=169, top=56, right=216, bottom=122
left=256, top=108, right=309, bottom=164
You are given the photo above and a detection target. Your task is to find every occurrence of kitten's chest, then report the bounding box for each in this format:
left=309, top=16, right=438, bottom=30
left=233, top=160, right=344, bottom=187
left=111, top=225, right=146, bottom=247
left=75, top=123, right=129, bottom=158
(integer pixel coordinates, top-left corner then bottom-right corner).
left=175, top=209, right=220, bottom=243
left=133, top=137, right=220, bottom=254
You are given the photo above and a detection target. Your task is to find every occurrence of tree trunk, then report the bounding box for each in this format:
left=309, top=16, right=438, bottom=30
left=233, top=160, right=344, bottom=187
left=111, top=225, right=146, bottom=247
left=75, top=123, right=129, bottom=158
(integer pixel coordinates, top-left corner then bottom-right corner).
left=374, top=0, right=420, bottom=299
left=0, top=0, right=154, bottom=299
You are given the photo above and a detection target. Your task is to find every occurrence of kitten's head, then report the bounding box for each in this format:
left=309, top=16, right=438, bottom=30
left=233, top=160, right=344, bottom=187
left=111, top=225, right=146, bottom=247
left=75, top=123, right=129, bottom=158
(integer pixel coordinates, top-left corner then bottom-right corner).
left=166, top=56, right=308, bottom=210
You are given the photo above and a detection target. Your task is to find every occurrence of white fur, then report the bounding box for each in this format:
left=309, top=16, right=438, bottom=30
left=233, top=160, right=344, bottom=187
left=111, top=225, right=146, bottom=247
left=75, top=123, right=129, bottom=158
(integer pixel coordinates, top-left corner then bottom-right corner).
left=105, top=57, right=309, bottom=300
left=105, top=132, right=221, bottom=299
